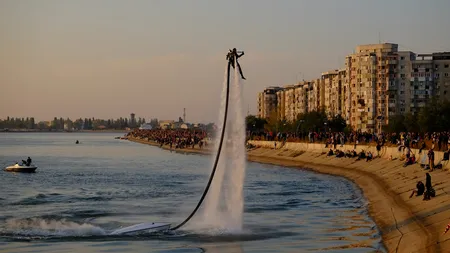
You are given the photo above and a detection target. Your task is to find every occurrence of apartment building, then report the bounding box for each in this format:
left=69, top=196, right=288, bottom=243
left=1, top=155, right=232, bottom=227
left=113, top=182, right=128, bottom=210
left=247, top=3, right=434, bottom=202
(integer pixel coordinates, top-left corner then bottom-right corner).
left=344, top=43, right=398, bottom=133
left=305, top=79, right=324, bottom=113
left=322, top=69, right=346, bottom=117
left=283, top=85, right=297, bottom=122
left=276, top=89, right=286, bottom=120
left=256, top=43, right=449, bottom=133
left=395, top=51, right=415, bottom=114
left=294, top=82, right=308, bottom=115
left=433, top=52, right=450, bottom=100
left=257, top=86, right=283, bottom=119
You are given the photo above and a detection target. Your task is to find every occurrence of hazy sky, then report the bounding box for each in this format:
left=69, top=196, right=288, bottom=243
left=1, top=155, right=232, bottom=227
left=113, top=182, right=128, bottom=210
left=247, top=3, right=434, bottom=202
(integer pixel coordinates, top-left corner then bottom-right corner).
left=1, top=0, right=449, bottom=123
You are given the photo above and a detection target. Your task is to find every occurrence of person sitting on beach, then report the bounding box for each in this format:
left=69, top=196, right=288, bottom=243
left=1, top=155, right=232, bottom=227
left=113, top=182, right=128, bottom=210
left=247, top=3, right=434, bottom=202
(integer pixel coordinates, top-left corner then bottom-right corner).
left=351, top=150, right=358, bottom=158
left=406, top=147, right=411, bottom=160
left=404, top=153, right=416, bottom=167
left=366, top=151, right=373, bottom=162
left=345, top=150, right=353, bottom=158
left=409, top=181, right=425, bottom=198
left=356, top=150, right=366, bottom=161
left=327, top=149, right=334, bottom=156
left=433, top=150, right=450, bottom=170
left=336, top=150, right=345, bottom=158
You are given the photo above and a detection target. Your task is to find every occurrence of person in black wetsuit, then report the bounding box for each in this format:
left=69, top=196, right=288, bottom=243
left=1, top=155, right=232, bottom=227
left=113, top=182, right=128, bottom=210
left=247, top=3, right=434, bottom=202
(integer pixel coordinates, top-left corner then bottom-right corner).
left=26, top=157, right=32, bottom=166
left=226, top=48, right=246, bottom=80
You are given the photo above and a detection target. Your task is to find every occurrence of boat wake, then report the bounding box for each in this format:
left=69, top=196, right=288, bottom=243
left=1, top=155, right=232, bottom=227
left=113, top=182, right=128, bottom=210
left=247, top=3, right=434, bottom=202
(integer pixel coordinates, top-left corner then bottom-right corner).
left=0, top=217, right=295, bottom=243
left=1, top=217, right=107, bottom=238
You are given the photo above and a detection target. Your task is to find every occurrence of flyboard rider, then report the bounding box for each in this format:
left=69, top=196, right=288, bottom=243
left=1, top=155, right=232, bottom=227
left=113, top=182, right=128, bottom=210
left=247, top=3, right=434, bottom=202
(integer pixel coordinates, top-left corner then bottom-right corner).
left=226, top=48, right=246, bottom=80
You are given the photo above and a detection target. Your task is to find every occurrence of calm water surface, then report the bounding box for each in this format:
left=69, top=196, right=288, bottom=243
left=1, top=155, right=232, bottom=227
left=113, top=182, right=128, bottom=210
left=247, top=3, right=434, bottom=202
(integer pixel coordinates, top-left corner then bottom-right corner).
left=0, top=133, right=384, bottom=252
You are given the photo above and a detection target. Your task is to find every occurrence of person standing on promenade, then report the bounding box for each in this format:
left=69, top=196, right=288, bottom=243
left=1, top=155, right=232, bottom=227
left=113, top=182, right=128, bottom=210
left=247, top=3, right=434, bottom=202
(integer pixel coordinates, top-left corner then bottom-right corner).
left=428, top=148, right=435, bottom=171
left=423, top=173, right=435, bottom=200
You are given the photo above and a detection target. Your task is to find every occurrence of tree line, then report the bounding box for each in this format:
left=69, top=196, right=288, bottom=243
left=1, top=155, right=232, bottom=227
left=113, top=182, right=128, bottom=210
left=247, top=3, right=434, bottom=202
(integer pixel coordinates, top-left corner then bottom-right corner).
left=384, top=98, right=450, bottom=133
left=0, top=116, right=159, bottom=130
left=246, top=109, right=348, bottom=135
left=247, top=98, right=450, bottom=134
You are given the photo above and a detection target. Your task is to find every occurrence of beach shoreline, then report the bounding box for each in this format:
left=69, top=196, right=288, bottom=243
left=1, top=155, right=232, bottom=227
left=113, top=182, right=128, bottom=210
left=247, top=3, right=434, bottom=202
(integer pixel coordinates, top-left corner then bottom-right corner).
left=128, top=137, right=447, bottom=252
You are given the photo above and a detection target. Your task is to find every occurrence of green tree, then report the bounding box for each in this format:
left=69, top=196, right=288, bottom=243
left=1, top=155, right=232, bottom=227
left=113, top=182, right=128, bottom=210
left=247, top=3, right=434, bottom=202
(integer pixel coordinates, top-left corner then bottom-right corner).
left=149, top=118, right=159, bottom=129
left=418, top=98, right=442, bottom=132
left=327, top=114, right=347, bottom=132
left=29, top=117, right=35, bottom=129
left=403, top=113, right=419, bottom=132
left=52, top=117, right=58, bottom=130
left=264, top=110, right=279, bottom=132
left=245, top=115, right=266, bottom=132
left=384, top=115, right=406, bottom=133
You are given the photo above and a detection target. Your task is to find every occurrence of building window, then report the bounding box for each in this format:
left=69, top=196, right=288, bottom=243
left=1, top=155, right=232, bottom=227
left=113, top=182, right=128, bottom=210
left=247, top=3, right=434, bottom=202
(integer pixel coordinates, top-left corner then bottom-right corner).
left=445, top=64, right=449, bottom=68
left=401, top=56, right=405, bottom=60
left=400, top=65, right=405, bottom=69
left=446, top=73, right=449, bottom=77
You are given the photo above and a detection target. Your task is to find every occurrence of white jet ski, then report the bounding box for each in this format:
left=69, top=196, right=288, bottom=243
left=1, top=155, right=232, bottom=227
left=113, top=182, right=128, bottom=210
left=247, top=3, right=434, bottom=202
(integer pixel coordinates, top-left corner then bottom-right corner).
left=110, top=222, right=171, bottom=235
left=4, top=163, right=37, bottom=173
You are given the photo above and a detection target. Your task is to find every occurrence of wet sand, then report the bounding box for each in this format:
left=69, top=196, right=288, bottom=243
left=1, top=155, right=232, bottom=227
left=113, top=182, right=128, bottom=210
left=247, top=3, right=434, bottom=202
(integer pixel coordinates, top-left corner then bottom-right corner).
left=129, top=137, right=449, bottom=252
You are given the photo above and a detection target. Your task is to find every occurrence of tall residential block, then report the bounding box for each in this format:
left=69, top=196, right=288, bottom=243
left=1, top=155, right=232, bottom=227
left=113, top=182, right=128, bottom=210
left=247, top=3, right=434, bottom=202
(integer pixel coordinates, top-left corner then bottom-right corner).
left=344, top=43, right=399, bottom=133
left=256, top=43, right=450, bottom=133
left=432, top=52, right=450, bottom=100
left=322, top=69, right=346, bottom=117
left=257, top=86, right=283, bottom=119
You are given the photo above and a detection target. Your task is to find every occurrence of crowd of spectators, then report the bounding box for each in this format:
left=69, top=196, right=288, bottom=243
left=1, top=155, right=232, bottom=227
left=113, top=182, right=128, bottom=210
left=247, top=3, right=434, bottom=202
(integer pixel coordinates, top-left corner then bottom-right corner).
left=248, top=131, right=450, bottom=151
left=128, top=129, right=209, bottom=149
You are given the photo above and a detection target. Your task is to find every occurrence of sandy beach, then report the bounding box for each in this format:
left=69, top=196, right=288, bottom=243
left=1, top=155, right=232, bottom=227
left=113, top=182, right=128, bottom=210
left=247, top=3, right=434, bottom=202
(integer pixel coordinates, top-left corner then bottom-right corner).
left=128, top=137, right=450, bottom=252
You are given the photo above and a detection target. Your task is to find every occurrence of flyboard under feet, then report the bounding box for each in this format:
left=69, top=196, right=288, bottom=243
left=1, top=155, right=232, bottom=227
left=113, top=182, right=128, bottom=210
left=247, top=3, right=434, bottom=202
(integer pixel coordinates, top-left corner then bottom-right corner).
left=109, top=48, right=245, bottom=235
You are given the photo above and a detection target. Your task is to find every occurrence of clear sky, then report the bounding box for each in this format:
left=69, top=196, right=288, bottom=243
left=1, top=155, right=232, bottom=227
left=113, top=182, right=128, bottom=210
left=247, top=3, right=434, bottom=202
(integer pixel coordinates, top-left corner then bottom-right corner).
left=1, top=0, right=449, bottom=123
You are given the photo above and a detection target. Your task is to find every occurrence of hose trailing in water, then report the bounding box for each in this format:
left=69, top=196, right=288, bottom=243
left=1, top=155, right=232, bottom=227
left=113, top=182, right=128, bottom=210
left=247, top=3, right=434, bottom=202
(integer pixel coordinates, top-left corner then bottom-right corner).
left=170, top=57, right=232, bottom=231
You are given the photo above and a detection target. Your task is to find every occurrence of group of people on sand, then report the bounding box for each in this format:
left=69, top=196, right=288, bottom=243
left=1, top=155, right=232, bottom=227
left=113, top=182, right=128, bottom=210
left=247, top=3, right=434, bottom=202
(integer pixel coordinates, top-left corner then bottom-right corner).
left=128, top=129, right=208, bottom=150
left=327, top=148, right=374, bottom=162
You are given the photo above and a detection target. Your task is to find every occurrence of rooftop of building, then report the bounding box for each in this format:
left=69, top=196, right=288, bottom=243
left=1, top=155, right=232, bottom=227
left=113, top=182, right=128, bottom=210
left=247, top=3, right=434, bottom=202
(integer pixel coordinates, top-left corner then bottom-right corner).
left=432, top=52, right=450, bottom=60
left=356, top=43, right=398, bottom=52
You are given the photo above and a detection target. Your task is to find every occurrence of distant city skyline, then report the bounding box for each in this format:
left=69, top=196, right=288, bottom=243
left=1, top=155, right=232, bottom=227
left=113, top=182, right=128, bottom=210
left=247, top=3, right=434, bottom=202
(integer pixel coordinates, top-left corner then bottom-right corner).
left=1, top=0, right=450, bottom=123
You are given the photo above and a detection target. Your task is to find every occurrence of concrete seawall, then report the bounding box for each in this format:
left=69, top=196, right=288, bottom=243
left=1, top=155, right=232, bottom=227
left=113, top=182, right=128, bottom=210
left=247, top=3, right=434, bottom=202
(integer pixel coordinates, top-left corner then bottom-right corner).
left=249, top=140, right=449, bottom=170
left=129, top=137, right=450, bottom=252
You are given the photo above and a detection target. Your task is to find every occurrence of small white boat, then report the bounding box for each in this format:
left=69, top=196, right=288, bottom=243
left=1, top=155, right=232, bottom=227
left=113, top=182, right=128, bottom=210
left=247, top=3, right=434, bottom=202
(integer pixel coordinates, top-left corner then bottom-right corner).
left=4, top=164, right=37, bottom=173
